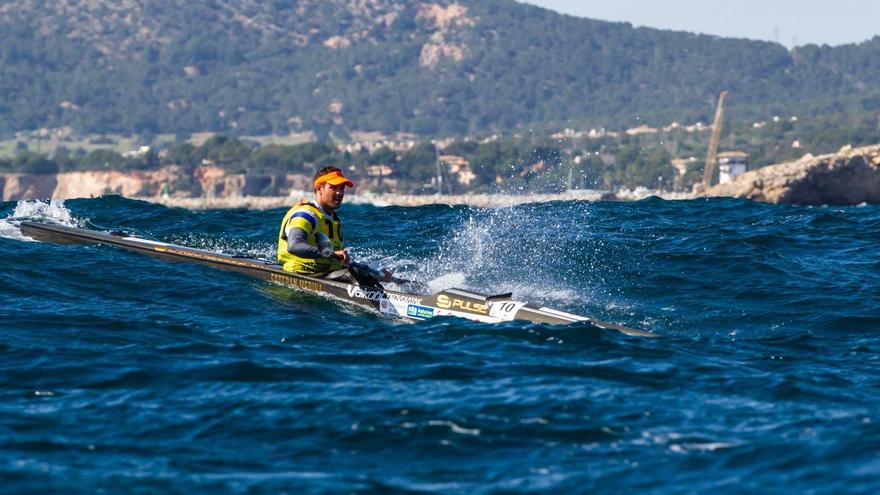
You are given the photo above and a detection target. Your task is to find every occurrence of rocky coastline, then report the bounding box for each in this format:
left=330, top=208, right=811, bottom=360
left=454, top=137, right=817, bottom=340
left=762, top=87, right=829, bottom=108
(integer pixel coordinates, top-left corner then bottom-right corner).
left=4, top=143, right=880, bottom=208
left=141, top=189, right=615, bottom=210
left=702, top=143, right=880, bottom=205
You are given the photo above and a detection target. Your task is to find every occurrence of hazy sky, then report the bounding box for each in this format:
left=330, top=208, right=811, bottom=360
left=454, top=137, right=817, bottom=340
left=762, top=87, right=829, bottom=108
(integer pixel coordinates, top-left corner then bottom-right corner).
left=520, top=0, right=880, bottom=48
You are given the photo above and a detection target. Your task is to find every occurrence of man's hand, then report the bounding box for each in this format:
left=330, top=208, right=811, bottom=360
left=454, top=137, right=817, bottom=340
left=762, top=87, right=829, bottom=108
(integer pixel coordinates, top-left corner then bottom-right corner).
left=380, top=268, right=394, bottom=283
left=332, top=249, right=350, bottom=266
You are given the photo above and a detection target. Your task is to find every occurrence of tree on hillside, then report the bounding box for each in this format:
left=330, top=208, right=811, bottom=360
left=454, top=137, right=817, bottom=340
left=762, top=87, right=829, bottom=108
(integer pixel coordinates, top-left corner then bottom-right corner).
left=10, top=152, right=58, bottom=173
left=165, top=143, right=202, bottom=169
left=398, top=142, right=437, bottom=188
left=200, top=136, right=254, bottom=170
left=79, top=149, right=126, bottom=171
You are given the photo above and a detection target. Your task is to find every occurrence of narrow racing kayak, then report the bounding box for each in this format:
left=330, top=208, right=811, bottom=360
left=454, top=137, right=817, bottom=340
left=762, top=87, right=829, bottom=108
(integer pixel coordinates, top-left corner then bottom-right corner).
left=19, top=221, right=655, bottom=337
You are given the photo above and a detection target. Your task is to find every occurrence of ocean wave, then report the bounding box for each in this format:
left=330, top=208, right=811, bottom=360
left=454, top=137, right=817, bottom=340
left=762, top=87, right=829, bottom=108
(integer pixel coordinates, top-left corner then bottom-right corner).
left=2, top=195, right=879, bottom=492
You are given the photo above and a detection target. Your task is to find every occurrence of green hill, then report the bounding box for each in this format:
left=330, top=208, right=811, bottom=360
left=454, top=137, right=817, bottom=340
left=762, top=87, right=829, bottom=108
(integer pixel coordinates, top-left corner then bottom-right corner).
left=2, top=0, right=879, bottom=138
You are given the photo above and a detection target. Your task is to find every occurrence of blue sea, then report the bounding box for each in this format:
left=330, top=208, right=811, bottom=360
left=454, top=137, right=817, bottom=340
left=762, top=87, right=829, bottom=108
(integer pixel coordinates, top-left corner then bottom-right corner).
left=1, top=195, right=878, bottom=494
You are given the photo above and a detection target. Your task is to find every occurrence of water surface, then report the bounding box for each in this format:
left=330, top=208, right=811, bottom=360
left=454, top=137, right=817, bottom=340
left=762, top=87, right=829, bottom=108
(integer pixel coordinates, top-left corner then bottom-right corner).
left=1, top=196, right=878, bottom=493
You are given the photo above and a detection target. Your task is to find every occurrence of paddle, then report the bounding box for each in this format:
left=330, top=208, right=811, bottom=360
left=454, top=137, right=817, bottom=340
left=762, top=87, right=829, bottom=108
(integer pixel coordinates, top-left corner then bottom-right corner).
left=316, top=234, right=427, bottom=292
left=348, top=261, right=428, bottom=294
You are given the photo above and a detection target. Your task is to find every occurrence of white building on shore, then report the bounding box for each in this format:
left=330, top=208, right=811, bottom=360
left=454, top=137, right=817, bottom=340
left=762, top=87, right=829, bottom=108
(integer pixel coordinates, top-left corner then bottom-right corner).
left=717, top=151, right=749, bottom=184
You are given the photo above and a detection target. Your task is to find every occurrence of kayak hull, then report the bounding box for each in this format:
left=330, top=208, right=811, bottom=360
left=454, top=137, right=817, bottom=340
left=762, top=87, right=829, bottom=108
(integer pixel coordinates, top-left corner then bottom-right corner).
left=19, top=221, right=654, bottom=337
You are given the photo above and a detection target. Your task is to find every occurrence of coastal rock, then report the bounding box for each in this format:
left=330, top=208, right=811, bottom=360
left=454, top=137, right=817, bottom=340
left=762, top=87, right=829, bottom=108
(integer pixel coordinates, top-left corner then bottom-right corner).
left=216, top=175, right=247, bottom=197
left=703, top=144, right=880, bottom=205
left=194, top=166, right=227, bottom=197
left=0, top=167, right=180, bottom=201
left=194, top=167, right=311, bottom=198
left=1, top=168, right=180, bottom=201
left=52, top=169, right=182, bottom=199
left=285, top=174, right=313, bottom=193
left=2, top=174, right=58, bottom=200
left=0, top=167, right=315, bottom=202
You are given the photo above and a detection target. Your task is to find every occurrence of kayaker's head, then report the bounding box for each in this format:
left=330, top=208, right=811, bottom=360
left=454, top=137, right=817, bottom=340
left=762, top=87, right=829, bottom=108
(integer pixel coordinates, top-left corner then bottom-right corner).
left=313, top=166, right=354, bottom=212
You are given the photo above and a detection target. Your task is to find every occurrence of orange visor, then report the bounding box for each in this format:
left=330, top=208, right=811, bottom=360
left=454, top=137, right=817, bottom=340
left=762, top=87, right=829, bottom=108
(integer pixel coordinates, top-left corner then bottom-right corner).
left=314, top=170, right=354, bottom=188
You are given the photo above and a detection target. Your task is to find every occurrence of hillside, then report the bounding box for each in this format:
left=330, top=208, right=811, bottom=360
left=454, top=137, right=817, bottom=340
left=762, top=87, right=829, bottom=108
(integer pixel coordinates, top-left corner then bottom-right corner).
left=2, top=0, right=880, bottom=138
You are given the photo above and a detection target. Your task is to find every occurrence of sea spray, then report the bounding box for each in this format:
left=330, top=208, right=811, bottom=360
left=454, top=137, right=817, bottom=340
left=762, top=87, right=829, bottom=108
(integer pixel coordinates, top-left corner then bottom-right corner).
left=425, top=201, right=633, bottom=310
left=0, top=199, right=80, bottom=241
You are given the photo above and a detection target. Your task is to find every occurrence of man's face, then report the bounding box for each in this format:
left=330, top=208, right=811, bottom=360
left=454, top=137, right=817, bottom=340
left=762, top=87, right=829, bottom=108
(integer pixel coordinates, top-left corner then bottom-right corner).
left=316, top=183, right=346, bottom=210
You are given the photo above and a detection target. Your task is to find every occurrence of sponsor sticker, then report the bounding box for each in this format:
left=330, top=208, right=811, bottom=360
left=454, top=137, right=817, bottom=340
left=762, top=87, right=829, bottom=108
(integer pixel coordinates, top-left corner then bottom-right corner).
left=437, top=294, right=451, bottom=308
left=270, top=273, right=322, bottom=291
left=406, top=305, right=435, bottom=319
left=434, top=294, right=488, bottom=314
left=387, top=293, right=422, bottom=305
left=345, top=285, right=420, bottom=305
left=489, top=301, right=525, bottom=321
left=379, top=298, right=396, bottom=315
left=347, top=285, right=386, bottom=302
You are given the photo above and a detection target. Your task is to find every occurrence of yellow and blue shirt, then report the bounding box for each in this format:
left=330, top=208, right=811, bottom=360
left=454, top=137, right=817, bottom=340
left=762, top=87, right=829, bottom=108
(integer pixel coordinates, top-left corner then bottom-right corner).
left=277, top=202, right=345, bottom=274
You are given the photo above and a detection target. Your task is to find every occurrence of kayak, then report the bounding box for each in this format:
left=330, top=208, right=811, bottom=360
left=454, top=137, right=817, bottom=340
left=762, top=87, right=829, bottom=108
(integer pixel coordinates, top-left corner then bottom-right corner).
left=19, top=221, right=655, bottom=337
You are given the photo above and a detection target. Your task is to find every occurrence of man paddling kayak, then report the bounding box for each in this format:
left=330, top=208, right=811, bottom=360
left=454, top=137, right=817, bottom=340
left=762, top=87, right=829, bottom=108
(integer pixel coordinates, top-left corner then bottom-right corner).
left=277, top=166, right=393, bottom=285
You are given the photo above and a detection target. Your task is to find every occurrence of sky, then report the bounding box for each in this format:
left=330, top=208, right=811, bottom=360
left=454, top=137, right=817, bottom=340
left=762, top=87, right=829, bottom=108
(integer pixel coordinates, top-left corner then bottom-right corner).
left=520, top=0, right=880, bottom=48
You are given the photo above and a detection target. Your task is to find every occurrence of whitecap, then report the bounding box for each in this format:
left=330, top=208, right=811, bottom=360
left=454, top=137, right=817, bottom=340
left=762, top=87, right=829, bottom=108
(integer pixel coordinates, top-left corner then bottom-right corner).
left=0, top=199, right=80, bottom=241
left=427, top=420, right=480, bottom=436
left=669, top=441, right=735, bottom=453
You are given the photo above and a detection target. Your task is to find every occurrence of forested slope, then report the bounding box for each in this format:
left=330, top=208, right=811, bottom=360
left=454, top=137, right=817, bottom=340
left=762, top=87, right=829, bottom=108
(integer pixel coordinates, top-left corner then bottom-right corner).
left=1, top=0, right=879, bottom=137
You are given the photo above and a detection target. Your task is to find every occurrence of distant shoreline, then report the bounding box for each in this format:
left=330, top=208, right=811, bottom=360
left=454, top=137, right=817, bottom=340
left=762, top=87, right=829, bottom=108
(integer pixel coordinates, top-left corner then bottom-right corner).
left=137, top=188, right=691, bottom=209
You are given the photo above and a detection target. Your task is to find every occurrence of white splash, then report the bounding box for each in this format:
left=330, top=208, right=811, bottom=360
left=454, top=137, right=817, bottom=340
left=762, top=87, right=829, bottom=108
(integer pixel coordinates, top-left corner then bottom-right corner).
left=427, top=271, right=466, bottom=294
left=0, top=199, right=80, bottom=241
left=417, top=203, right=609, bottom=306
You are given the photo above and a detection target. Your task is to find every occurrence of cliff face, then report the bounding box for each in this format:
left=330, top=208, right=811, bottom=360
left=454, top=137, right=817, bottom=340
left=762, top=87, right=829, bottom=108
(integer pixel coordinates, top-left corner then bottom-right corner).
left=2, top=174, right=59, bottom=201
left=2, top=168, right=181, bottom=201
left=0, top=167, right=312, bottom=202
left=194, top=167, right=312, bottom=198
left=54, top=169, right=183, bottom=198
left=703, top=144, right=880, bottom=205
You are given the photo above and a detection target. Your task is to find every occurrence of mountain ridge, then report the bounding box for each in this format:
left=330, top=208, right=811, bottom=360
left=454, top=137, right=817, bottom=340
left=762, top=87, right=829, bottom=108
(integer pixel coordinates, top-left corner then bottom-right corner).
left=2, top=0, right=879, bottom=138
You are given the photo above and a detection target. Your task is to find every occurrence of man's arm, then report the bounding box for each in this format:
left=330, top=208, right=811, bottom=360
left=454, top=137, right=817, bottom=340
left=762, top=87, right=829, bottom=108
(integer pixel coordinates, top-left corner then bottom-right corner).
left=287, top=227, right=349, bottom=264
left=285, top=227, right=322, bottom=258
